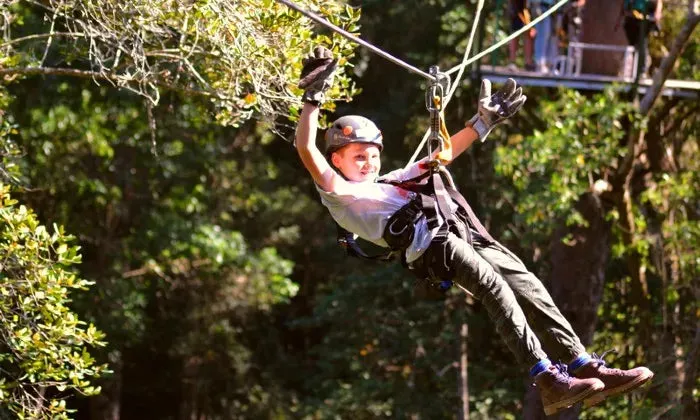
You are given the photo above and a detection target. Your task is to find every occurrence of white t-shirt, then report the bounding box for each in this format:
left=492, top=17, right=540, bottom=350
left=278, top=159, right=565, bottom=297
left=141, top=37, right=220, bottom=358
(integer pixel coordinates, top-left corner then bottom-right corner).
left=316, top=162, right=444, bottom=263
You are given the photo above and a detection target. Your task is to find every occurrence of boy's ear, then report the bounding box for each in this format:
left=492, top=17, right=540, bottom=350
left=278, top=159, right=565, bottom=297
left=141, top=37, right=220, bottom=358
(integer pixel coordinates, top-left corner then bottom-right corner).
left=330, top=151, right=341, bottom=168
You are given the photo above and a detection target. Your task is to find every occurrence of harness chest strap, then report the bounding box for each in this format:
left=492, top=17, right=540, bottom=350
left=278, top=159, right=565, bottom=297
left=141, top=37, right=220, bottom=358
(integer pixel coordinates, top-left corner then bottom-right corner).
left=335, top=167, right=494, bottom=260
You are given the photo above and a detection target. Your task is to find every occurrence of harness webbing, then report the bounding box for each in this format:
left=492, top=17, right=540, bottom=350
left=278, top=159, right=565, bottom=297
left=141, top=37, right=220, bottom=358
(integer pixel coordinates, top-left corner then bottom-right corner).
left=335, top=166, right=493, bottom=262
left=336, top=225, right=395, bottom=261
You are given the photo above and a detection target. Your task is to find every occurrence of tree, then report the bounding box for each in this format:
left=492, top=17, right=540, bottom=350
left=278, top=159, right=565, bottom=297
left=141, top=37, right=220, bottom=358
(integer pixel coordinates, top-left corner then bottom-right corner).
left=0, top=1, right=359, bottom=417
left=496, top=1, right=698, bottom=417
left=0, top=0, right=360, bottom=127
left=0, top=183, right=108, bottom=419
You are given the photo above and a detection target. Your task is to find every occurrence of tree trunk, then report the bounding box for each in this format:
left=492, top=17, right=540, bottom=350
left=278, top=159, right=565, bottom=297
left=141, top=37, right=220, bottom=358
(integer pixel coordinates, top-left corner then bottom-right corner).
left=548, top=193, right=610, bottom=346
left=459, top=322, right=469, bottom=420
left=580, top=0, right=629, bottom=76
left=90, top=350, right=122, bottom=420
left=523, top=192, right=610, bottom=419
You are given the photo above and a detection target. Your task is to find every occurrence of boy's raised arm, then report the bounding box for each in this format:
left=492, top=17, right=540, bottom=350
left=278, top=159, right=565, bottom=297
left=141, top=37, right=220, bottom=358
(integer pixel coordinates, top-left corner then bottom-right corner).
left=295, top=103, right=338, bottom=192
left=295, top=46, right=343, bottom=193
left=447, top=78, right=527, bottom=163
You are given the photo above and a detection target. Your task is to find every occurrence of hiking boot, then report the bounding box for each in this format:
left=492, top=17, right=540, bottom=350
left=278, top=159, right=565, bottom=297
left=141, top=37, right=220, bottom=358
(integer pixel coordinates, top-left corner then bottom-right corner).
left=573, top=352, right=654, bottom=407
left=534, top=364, right=604, bottom=415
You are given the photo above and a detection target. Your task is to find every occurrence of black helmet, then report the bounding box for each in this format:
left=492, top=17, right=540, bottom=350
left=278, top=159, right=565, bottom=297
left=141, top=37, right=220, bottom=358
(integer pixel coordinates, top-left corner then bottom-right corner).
left=324, top=115, right=383, bottom=155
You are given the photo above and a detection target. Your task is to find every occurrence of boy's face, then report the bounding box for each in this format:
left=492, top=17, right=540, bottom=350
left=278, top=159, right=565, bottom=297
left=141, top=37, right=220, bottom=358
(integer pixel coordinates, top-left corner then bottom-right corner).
left=331, top=142, right=381, bottom=183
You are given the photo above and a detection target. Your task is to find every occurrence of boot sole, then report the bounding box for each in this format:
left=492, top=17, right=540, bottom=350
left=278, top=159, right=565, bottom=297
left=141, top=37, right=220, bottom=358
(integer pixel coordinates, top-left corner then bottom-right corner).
left=543, top=381, right=605, bottom=416
left=583, top=369, right=654, bottom=408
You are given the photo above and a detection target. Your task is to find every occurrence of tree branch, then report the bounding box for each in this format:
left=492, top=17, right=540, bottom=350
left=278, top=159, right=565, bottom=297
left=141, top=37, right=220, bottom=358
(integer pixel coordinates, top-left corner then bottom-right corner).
left=640, top=10, right=700, bottom=115
left=0, top=66, right=230, bottom=101
left=0, top=32, right=86, bottom=48
left=681, top=321, right=700, bottom=419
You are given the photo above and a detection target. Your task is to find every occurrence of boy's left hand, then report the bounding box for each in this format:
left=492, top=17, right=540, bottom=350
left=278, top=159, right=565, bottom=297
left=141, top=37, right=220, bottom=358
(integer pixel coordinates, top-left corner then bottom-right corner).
left=468, top=78, right=526, bottom=141
left=298, top=46, right=338, bottom=105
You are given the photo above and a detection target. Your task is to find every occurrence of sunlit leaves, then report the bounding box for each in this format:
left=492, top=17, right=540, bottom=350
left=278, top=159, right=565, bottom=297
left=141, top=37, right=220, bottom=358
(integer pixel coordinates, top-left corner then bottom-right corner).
left=495, top=87, right=639, bottom=237
left=641, top=171, right=699, bottom=280
left=0, top=0, right=361, bottom=128
left=0, top=88, right=22, bottom=186
left=0, top=184, right=108, bottom=419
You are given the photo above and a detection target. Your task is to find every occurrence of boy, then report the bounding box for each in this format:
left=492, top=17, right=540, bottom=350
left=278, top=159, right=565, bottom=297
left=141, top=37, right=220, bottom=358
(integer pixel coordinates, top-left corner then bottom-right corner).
left=294, top=46, right=653, bottom=415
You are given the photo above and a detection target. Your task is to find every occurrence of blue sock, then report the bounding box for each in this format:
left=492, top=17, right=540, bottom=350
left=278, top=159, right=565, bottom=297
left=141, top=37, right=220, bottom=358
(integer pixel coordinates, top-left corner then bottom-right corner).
left=568, top=353, right=592, bottom=371
left=529, top=359, right=551, bottom=377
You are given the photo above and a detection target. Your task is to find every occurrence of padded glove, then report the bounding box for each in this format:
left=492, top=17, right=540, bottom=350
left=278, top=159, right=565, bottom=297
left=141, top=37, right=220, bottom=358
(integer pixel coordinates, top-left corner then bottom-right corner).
left=298, top=46, right=338, bottom=105
left=467, top=78, right=527, bottom=141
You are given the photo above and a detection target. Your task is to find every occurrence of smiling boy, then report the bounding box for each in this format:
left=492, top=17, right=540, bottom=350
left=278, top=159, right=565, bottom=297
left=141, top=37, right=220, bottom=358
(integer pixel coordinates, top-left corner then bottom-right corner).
left=294, top=46, right=653, bottom=415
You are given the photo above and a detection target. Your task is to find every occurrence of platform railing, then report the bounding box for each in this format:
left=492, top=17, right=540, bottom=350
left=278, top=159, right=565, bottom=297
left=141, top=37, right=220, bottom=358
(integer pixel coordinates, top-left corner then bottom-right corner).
left=555, top=42, right=638, bottom=80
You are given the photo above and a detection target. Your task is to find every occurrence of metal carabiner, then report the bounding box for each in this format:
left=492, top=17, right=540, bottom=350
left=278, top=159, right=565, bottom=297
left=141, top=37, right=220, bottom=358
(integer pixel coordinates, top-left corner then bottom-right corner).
left=425, top=66, right=450, bottom=162
left=424, top=66, right=449, bottom=112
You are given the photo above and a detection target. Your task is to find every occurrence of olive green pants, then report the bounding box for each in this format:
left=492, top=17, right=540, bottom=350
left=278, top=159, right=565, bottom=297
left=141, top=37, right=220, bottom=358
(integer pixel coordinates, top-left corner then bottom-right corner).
left=417, top=231, right=586, bottom=367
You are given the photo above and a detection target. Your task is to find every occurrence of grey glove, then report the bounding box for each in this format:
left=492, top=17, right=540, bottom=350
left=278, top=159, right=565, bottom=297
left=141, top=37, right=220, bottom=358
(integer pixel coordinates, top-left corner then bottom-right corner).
left=467, top=78, right=527, bottom=141
left=298, top=46, right=338, bottom=105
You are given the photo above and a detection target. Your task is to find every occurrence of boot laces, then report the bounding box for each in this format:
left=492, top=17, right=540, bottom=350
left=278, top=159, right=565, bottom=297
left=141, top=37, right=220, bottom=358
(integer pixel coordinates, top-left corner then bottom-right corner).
left=591, top=349, right=617, bottom=366
left=554, top=362, right=571, bottom=379
left=532, top=363, right=570, bottom=387
left=591, top=349, right=623, bottom=373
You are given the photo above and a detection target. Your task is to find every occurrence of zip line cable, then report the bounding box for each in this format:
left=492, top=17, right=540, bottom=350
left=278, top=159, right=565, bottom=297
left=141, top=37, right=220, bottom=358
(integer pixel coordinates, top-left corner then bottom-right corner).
left=445, top=0, right=484, bottom=105
left=408, top=0, right=569, bottom=165
left=278, top=0, right=570, bottom=163
left=406, top=0, right=485, bottom=167
left=275, top=0, right=436, bottom=81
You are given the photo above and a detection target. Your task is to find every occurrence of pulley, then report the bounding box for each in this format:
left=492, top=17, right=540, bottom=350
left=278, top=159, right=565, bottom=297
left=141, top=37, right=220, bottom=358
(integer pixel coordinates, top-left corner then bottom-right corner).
left=425, top=66, right=453, bottom=166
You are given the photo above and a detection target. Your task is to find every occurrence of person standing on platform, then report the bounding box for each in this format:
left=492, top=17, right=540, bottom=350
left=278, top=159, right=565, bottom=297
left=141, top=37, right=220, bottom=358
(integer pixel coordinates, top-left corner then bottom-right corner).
left=508, top=0, right=536, bottom=71
left=618, top=0, right=663, bottom=77
left=530, top=0, right=556, bottom=73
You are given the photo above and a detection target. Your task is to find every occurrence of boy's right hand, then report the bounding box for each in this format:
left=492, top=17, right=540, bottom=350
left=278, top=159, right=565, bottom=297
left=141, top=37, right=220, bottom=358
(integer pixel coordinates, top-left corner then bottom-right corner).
left=467, top=78, right=526, bottom=142
left=298, top=46, right=338, bottom=105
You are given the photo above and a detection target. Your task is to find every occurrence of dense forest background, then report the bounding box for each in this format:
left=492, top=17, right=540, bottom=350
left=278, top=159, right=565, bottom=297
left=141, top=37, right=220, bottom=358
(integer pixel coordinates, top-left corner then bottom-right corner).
left=0, top=0, right=697, bottom=419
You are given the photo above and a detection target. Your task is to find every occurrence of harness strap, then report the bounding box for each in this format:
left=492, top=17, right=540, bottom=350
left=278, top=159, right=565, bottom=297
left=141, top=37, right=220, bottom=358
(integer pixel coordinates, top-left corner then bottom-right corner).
left=441, top=179, right=495, bottom=243
left=336, top=224, right=395, bottom=261
left=334, top=165, right=494, bottom=262
left=431, top=170, right=456, bottom=226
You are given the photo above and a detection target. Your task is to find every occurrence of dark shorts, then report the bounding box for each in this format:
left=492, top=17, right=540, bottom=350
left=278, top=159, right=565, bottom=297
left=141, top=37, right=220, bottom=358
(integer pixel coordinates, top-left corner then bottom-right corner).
left=510, top=5, right=526, bottom=32
left=511, top=14, right=525, bottom=31
left=623, top=16, right=656, bottom=46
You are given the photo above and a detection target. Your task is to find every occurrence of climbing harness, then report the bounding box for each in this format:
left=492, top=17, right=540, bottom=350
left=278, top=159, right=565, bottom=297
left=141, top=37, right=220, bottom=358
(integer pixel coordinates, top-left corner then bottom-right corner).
left=333, top=67, right=498, bottom=294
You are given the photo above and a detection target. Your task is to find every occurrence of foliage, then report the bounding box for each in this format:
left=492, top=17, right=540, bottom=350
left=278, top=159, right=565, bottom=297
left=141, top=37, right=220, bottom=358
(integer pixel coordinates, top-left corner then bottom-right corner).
left=493, top=77, right=698, bottom=419
left=0, top=184, right=107, bottom=419
left=0, top=88, right=22, bottom=186
left=294, top=263, right=523, bottom=419
left=640, top=169, right=699, bottom=301
left=0, top=0, right=361, bottom=127
left=0, top=0, right=697, bottom=418
left=494, top=87, right=642, bottom=245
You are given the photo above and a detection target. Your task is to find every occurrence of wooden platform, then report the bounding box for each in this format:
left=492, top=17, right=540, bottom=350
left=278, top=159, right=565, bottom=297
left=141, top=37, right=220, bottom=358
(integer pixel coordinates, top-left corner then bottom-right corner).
left=477, top=65, right=699, bottom=99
